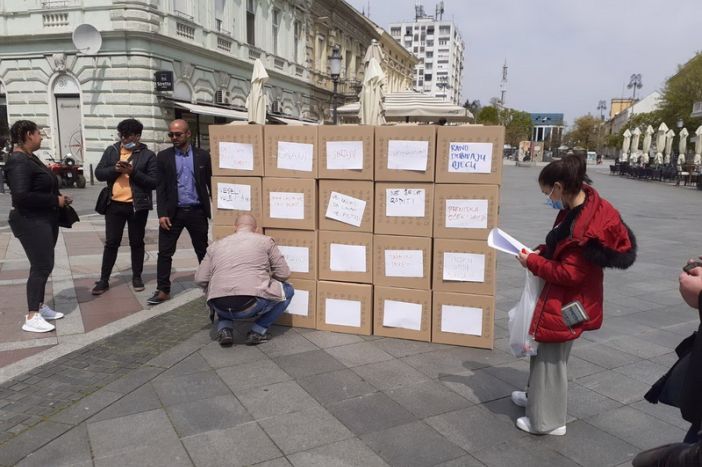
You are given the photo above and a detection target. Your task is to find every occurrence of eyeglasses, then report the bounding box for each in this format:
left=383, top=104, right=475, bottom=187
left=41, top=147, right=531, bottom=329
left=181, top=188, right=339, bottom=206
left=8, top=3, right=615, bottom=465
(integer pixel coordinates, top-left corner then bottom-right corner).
left=168, top=132, right=184, bottom=138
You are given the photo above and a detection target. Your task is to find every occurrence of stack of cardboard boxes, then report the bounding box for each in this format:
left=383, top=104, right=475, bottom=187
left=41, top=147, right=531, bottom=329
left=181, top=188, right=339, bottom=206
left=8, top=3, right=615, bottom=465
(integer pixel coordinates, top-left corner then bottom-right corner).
left=209, top=123, right=503, bottom=349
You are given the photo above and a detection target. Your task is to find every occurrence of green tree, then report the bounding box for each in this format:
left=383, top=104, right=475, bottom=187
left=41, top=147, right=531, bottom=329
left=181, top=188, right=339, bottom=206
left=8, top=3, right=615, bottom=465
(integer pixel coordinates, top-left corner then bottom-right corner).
left=564, top=115, right=600, bottom=149
left=658, top=52, right=702, bottom=130
left=501, top=109, right=533, bottom=147
left=476, top=106, right=499, bottom=125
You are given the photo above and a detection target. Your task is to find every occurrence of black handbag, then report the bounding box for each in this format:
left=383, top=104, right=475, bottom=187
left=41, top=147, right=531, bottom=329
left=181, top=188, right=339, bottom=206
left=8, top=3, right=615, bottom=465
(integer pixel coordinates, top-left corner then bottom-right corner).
left=57, top=205, right=80, bottom=228
left=645, top=332, right=696, bottom=408
left=95, top=186, right=111, bottom=215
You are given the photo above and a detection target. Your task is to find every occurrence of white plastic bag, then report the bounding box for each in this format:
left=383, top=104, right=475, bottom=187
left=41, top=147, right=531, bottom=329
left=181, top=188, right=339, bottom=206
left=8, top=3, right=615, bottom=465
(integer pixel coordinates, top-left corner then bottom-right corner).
left=507, top=269, right=544, bottom=358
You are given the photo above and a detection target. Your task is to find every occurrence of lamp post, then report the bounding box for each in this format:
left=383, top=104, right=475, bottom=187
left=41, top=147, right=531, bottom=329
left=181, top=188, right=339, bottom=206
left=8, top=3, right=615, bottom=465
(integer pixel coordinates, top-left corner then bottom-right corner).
left=627, top=73, right=643, bottom=101
left=329, top=45, right=342, bottom=124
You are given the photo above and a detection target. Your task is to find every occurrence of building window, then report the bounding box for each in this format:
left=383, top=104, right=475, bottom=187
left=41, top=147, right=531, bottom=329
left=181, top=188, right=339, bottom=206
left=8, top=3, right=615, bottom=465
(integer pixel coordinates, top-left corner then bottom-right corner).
left=438, top=38, right=449, bottom=45
left=390, top=27, right=400, bottom=36
left=424, top=74, right=432, bottom=81
left=294, top=20, right=302, bottom=63
left=214, top=0, right=228, bottom=33
left=173, top=0, right=193, bottom=19
left=405, top=26, right=411, bottom=36
left=246, top=0, right=255, bottom=45
left=272, top=8, right=280, bottom=55
left=426, top=51, right=433, bottom=58
left=427, top=26, right=434, bottom=34
left=439, top=25, right=451, bottom=34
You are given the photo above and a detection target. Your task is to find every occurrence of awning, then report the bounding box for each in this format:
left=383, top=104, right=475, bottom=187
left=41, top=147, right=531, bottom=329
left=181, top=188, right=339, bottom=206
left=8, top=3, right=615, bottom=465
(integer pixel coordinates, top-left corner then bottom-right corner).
left=338, top=91, right=473, bottom=122
left=267, top=115, right=319, bottom=126
left=172, top=101, right=249, bottom=120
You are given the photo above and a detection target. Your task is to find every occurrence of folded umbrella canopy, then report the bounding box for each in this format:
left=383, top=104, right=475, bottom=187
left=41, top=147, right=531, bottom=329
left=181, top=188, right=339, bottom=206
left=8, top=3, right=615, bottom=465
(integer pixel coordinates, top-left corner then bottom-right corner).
left=247, top=59, right=268, bottom=124
left=359, top=57, right=386, bottom=126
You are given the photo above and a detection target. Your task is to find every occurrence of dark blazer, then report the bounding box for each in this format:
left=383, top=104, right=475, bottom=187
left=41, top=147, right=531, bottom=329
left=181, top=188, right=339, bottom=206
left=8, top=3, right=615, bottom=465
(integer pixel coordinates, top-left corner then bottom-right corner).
left=4, top=151, right=59, bottom=217
left=94, top=142, right=158, bottom=212
left=156, top=146, right=212, bottom=219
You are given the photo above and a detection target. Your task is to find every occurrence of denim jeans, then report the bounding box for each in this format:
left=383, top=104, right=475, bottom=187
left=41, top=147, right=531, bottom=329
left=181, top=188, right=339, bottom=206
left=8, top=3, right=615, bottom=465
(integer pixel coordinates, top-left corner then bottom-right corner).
left=212, top=282, right=294, bottom=335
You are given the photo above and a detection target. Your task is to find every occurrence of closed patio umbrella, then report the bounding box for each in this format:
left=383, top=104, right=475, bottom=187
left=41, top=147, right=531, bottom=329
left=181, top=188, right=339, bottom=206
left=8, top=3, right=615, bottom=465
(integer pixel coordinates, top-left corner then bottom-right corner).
left=654, top=122, right=668, bottom=165
left=621, top=129, right=631, bottom=162
left=359, top=56, right=385, bottom=125
left=642, top=125, right=654, bottom=164
left=630, top=127, right=641, bottom=163
left=678, top=128, right=689, bottom=166
left=664, top=129, right=675, bottom=164
left=695, top=126, right=702, bottom=166
left=247, top=59, right=268, bottom=124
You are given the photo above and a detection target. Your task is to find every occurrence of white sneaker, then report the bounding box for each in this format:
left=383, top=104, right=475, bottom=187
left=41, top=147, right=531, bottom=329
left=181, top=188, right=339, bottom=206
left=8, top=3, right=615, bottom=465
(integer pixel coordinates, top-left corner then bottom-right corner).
left=39, top=304, right=64, bottom=320
left=22, top=314, right=55, bottom=333
left=516, top=416, right=566, bottom=436
left=511, top=391, right=528, bottom=408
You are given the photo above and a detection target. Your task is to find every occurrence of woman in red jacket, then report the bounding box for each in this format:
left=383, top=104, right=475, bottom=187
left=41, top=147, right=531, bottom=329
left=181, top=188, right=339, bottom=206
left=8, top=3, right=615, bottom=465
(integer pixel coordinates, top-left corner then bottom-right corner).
left=513, top=155, right=636, bottom=435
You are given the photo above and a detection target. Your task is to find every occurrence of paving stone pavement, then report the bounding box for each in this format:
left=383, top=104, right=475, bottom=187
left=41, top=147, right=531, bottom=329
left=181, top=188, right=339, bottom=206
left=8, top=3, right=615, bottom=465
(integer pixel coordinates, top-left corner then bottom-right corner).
left=0, top=162, right=699, bottom=466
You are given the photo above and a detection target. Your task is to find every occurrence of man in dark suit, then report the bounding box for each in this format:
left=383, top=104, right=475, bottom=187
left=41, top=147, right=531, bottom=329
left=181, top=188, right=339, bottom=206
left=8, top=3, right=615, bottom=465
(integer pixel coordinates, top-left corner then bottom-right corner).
left=148, top=119, right=212, bottom=305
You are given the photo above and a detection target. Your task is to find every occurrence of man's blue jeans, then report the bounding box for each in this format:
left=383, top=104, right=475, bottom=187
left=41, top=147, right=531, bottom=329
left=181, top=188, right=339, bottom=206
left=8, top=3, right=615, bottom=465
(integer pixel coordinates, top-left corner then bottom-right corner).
left=211, top=282, right=294, bottom=335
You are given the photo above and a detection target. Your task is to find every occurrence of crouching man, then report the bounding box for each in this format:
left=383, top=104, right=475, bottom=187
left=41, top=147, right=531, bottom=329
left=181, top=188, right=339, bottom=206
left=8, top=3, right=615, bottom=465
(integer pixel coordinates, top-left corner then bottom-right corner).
left=194, top=214, right=294, bottom=347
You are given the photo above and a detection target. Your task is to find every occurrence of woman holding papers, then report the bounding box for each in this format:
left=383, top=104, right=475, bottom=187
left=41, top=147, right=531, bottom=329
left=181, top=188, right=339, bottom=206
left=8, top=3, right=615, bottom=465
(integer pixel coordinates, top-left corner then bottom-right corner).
left=514, top=155, right=637, bottom=435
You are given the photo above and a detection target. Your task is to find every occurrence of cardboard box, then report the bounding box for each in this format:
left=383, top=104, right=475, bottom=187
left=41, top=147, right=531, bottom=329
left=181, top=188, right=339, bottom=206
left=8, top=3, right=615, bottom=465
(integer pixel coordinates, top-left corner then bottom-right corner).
left=373, top=235, right=432, bottom=290
left=318, top=230, right=373, bottom=284
left=277, top=278, right=316, bottom=329
left=264, top=229, right=317, bottom=280
left=209, top=124, right=264, bottom=176
left=432, top=291, right=494, bottom=349
left=316, top=281, right=372, bottom=335
left=261, top=177, right=317, bottom=230
left=212, top=176, right=262, bottom=227
left=318, top=125, right=374, bottom=180
left=318, top=180, right=374, bottom=232
left=435, top=125, right=504, bottom=185
left=433, top=184, right=500, bottom=240
left=264, top=125, right=318, bottom=178
left=375, top=125, right=436, bottom=182
left=212, top=224, right=235, bottom=241
left=373, top=286, right=431, bottom=342
left=432, top=238, right=496, bottom=295
left=374, top=182, right=434, bottom=237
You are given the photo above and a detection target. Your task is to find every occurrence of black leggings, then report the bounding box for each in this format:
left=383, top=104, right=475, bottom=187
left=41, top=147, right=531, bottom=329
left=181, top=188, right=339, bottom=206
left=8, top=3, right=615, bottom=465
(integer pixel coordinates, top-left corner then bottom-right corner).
left=9, top=210, right=58, bottom=311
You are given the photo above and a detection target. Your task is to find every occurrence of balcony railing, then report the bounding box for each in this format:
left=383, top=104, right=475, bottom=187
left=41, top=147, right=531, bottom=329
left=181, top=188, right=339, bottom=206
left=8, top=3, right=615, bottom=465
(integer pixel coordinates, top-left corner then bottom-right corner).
left=43, top=13, right=69, bottom=27
left=176, top=22, right=195, bottom=40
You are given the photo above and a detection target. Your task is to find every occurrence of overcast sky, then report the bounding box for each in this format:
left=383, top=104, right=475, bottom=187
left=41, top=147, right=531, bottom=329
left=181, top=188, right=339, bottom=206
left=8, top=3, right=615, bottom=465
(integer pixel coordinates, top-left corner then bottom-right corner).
left=346, top=0, right=700, bottom=125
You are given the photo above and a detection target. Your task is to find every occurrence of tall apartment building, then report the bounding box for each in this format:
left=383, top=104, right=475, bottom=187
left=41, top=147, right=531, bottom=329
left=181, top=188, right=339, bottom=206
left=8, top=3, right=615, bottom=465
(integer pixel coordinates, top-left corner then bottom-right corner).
left=388, top=2, right=465, bottom=104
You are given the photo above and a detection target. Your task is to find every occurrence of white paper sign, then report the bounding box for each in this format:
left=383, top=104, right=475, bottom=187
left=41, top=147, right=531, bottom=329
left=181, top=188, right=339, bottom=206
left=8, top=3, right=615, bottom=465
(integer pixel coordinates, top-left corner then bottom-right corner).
left=441, top=305, right=483, bottom=336
left=219, top=142, right=254, bottom=171
left=448, top=142, right=493, bottom=173
left=217, top=183, right=251, bottom=211
left=383, top=300, right=422, bottom=331
left=445, top=199, right=489, bottom=229
left=325, top=298, right=362, bottom=327
left=384, top=250, right=424, bottom=277
left=487, top=228, right=531, bottom=256
left=285, top=289, right=309, bottom=316
left=330, top=244, right=367, bottom=272
left=269, top=192, right=305, bottom=219
left=277, top=246, right=309, bottom=273
left=277, top=141, right=314, bottom=172
left=326, top=141, right=364, bottom=170
left=387, top=140, right=429, bottom=171
left=443, top=252, right=485, bottom=282
left=325, top=192, right=366, bottom=227
left=385, top=188, right=425, bottom=217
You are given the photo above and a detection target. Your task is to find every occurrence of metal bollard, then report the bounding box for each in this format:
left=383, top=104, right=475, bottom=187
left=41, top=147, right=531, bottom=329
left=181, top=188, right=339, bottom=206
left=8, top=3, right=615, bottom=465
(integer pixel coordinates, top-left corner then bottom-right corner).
left=90, top=163, right=94, bottom=186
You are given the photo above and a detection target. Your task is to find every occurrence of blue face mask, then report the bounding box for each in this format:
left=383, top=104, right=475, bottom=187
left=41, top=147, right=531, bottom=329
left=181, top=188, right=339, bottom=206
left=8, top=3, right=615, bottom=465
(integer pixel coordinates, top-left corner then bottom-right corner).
left=544, top=186, right=565, bottom=210
left=123, top=141, right=137, bottom=150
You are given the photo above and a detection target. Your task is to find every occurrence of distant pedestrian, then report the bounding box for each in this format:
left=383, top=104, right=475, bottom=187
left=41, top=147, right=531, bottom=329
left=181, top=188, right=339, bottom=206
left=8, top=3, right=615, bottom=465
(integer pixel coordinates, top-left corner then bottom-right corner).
left=513, top=155, right=637, bottom=435
left=148, top=119, right=211, bottom=305
left=92, top=119, right=158, bottom=295
left=4, top=120, right=68, bottom=333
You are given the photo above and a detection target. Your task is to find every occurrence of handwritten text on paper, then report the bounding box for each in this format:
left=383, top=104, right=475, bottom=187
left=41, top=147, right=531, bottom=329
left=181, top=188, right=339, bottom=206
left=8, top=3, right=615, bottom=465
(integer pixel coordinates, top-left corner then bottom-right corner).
left=448, top=142, right=493, bottom=173
left=277, top=141, right=314, bottom=172
left=269, top=192, right=305, bottom=219
left=277, top=246, right=310, bottom=273
left=443, top=252, right=486, bottom=282
left=217, top=183, right=251, bottom=211
left=445, top=199, right=489, bottom=229
left=326, top=141, right=364, bottom=170
left=219, top=142, right=254, bottom=170
left=325, top=192, right=366, bottom=227
left=384, top=249, right=424, bottom=277
left=387, top=140, right=429, bottom=171
left=385, top=188, right=425, bottom=217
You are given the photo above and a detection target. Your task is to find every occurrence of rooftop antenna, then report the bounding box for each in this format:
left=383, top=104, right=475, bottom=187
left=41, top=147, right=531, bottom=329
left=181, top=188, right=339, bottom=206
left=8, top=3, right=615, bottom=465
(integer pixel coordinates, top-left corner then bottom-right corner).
left=436, top=1, right=444, bottom=20
left=415, top=1, right=423, bottom=20
left=367, top=0, right=370, bottom=18
left=499, top=59, right=508, bottom=106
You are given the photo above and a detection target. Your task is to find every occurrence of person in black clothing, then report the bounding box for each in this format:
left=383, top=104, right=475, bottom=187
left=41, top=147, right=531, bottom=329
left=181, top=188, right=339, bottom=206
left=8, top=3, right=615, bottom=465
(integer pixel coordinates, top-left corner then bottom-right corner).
left=147, top=119, right=211, bottom=305
left=4, top=120, right=69, bottom=333
left=92, top=119, right=158, bottom=295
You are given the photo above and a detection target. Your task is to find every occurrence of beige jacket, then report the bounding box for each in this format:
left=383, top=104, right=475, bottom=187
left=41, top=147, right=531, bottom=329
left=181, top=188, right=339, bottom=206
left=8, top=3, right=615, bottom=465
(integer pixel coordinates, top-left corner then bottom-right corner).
left=195, top=231, right=290, bottom=302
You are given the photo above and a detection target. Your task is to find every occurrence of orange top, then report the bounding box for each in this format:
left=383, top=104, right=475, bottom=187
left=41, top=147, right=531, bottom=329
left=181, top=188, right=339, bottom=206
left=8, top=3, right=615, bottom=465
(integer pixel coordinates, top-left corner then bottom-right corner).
left=111, top=147, right=133, bottom=202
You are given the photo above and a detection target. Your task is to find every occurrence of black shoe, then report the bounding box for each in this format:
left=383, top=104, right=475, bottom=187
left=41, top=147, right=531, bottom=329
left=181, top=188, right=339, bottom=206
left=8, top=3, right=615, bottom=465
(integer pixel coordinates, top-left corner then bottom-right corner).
left=218, top=328, right=234, bottom=347
left=246, top=331, right=270, bottom=346
left=91, top=280, right=109, bottom=296
left=147, top=290, right=170, bottom=305
left=132, top=277, right=145, bottom=292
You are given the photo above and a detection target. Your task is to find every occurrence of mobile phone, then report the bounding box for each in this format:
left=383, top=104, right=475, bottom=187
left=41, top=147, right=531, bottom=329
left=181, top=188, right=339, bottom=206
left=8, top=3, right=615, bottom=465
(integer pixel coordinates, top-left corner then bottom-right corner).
left=683, top=260, right=702, bottom=273
left=561, top=301, right=589, bottom=328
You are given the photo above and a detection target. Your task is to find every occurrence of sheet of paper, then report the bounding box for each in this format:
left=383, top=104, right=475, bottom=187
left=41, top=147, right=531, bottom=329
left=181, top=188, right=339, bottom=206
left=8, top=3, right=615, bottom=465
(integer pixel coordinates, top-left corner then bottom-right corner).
left=219, top=142, right=254, bottom=170
left=269, top=192, right=305, bottom=219
left=443, top=252, right=485, bottom=282
left=330, top=244, right=367, bottom=272
left=285, top=289, right=309, bottom=316
left=326, top=141, right=364, bottom=170
left=325, top=192, right=366, bottom=227
left=445, top=199, right=489, bottom=229
left=487, top=228, right=531, bottom=256
left=277, top=141, right=314, bottom=172
left=441, top=304, right=483, bottom=336
left=385, top=188, right=425, bottom=217
left=448, top=142, right=493, bottom=173
left=217, top=183, right=251, bottom=211
left=277, top=246, right=309, bottom=273
left=387, top=140, right=429, bottom=171
left=325, top=298, right=362, bottom=327
left=384, top=249, right=424, bottom=277
left=383, top=300, right=422, bottom=331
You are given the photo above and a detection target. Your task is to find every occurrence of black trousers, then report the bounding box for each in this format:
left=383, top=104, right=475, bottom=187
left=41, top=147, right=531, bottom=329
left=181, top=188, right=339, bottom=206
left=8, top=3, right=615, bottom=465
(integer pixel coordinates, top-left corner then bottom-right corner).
left=156, top=206, right=208, bottom=293
left=100, top=201, right=148, bottom=282
left=8, top=210, right=58, bottom=311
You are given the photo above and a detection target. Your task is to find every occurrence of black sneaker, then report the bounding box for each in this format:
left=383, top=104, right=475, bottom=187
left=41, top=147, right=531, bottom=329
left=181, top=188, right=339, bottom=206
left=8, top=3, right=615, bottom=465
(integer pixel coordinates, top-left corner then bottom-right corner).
left=132, top=277, right=145, bottom=292
left=91, top=280, right=109, bottom=296
left=146, top=290, right=170, bottom=305
left=246, top=331, right=270, bottom=346
left=218, top=328, right=234, bottom=347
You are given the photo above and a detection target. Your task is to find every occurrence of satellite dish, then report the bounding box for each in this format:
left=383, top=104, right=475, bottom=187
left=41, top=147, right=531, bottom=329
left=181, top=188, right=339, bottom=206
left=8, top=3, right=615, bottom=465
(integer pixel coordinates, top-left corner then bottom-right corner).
left=72, top=24, right=102, bottom=55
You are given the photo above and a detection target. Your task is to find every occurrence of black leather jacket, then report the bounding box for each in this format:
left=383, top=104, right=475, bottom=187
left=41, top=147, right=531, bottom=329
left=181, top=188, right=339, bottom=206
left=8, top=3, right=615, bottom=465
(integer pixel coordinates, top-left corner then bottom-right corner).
left=95, top=142, right=158, bottom=211
left=4, top=151, right=60, bottom=217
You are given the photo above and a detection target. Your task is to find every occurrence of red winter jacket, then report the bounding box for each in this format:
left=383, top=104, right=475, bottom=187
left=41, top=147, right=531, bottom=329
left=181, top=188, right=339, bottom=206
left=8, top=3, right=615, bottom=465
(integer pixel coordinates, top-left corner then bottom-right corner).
left=526, top=184, right=636, bottom=343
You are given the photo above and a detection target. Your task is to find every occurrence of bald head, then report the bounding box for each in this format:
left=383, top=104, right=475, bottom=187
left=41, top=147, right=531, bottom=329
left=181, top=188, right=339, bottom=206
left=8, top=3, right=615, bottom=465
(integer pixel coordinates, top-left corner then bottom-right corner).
left=168, top=119, right=191, bottom=150
left=169, top=119, right=190, bottom=131
left=235, top=214, right=257, bottom=233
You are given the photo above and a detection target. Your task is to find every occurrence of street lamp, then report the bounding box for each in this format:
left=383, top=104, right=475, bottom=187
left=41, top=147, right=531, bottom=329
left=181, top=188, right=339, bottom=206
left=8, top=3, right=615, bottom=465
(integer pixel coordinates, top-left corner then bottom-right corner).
left=627, top=73, right=643, bottom=101
left=597, top=100, right=607, bottom=121
left=328, top=45, right=342, bottom=124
